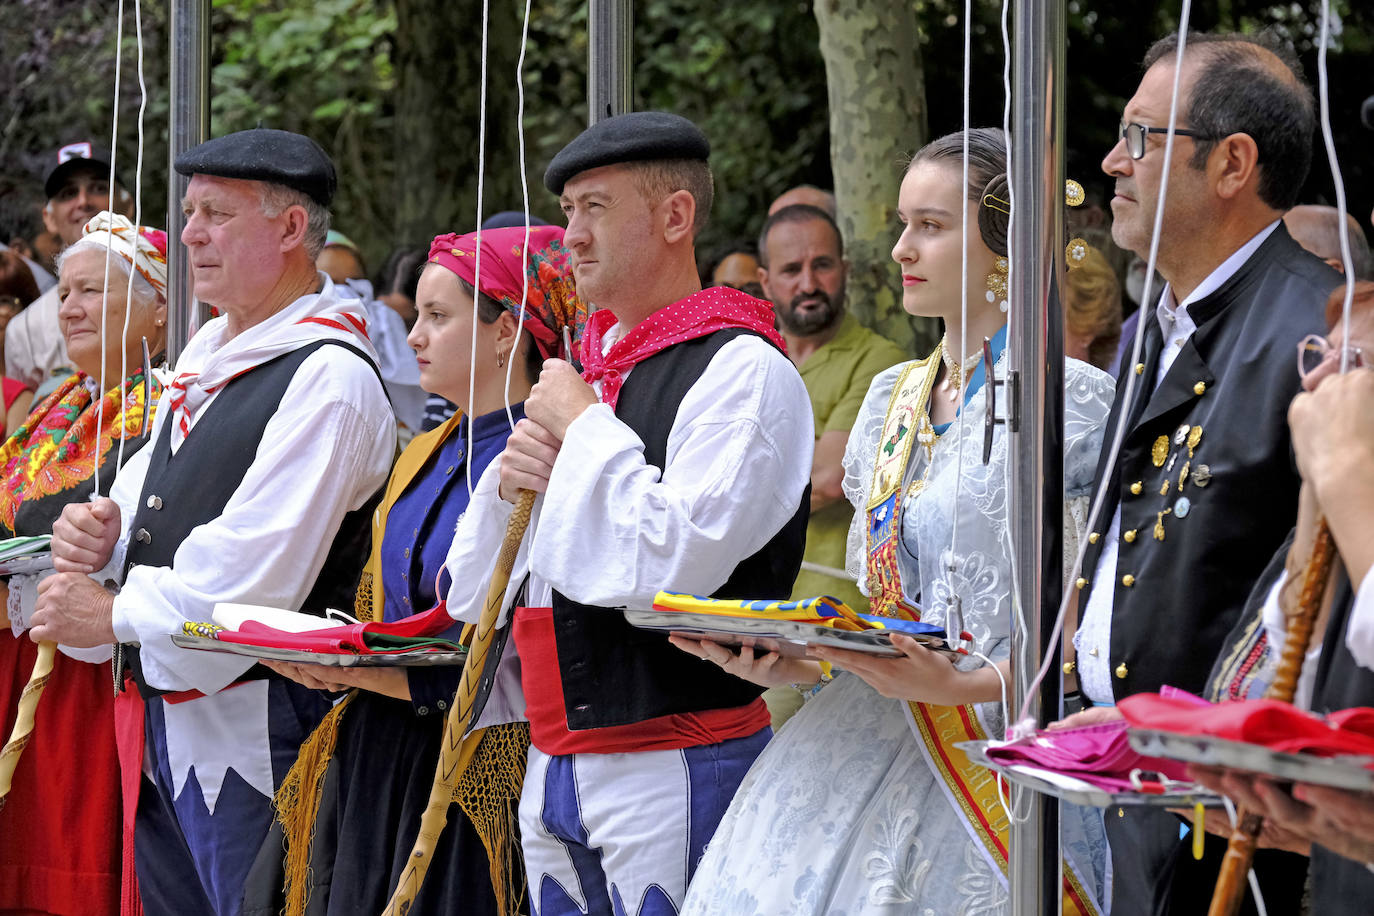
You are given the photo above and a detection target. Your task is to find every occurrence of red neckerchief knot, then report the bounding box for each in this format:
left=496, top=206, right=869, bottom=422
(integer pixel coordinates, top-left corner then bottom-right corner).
left=167, top=372, right=203, bottom=441
left=578, top=286, right=786, bottom=409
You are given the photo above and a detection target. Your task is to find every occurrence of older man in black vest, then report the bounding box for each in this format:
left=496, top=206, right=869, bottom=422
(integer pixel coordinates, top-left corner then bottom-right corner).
left=444, top=112, right=813, bottom=915
left=1062, top=32, right=1341, bottom=916
left=31, top=129, right=395, bottom=916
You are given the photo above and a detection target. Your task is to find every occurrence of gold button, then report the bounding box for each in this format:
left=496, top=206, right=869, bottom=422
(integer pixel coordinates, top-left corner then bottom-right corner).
left=1130, top=481, right=1143, bottom=495
left=1135, top=363, right=1145, bottom=375
left=1089, top=647, right=1100, bottom=657
left=1123, top=529, right=1137, bottom=543
left=1121, top=574, right=1135, bottom=587
left=1063, top=661, right=1077, bottom=674
left=1075, top=577, right=1088, bottom=590
left=1088, top=532, right=1100, bottom=544
left=1115, top=663, right=1128, bottom=679
left=1193, top=381, right=1206, bottom=395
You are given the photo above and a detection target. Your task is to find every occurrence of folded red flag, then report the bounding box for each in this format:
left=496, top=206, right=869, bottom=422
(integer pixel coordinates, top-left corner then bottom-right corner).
left=1119, top=690, right=1374, bottom=759
left=209, top=602, right=462, bottom=655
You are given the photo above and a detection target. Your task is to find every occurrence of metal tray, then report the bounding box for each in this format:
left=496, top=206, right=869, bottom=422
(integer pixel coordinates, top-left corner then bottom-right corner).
left=0, top=552, right=54, bottom=576
left=170, top=634, right=469, bottom=667
left=957, top=739, right=1223, bottom=809
left=622, top=609, right=933, bottom=658
left=1128, top=729, right=1374, bottom=793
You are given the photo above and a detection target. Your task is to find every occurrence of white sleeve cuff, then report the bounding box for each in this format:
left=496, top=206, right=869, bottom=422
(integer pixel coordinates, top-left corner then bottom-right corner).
left=1347, top=567, right=1374, bottom=671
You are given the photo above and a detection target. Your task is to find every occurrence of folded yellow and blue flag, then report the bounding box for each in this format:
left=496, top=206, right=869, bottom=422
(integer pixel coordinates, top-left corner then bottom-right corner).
left=650, top=592, right=945, bottom=639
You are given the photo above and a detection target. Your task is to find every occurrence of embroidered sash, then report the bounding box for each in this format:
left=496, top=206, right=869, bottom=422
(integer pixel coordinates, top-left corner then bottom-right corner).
left=863, top=353, right=1100, bottom=916
left=863, top=356, right=940, bottom=620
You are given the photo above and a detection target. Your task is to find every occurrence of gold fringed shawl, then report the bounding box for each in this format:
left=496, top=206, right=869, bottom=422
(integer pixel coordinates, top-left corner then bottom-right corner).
left=272, top=413, right=531, bottom=916
left=455, top=721, right=531, bottom=916
left=862, top=353, right=1101, bottom=916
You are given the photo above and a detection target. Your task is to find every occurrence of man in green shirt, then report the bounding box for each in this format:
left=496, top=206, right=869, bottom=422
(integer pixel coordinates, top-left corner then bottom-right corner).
left=757, top=203, right=907, bottom=723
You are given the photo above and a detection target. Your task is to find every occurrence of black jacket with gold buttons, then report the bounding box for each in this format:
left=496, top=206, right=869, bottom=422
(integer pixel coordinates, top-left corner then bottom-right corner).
left=1079, top=224, right=1338, bottom=700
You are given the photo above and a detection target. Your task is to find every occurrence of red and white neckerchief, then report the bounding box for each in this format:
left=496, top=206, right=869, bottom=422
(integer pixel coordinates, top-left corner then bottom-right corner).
left=166, top=279, right=373, bottom=450
left=578, top=286, right=786, bottom=409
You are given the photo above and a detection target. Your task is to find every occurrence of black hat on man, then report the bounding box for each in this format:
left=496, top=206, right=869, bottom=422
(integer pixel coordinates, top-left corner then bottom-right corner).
left=174, top=128, right=337, bottom=206
left=44, top=141, right=119, bottom=200
left=544, top=112, right=710, bottom=194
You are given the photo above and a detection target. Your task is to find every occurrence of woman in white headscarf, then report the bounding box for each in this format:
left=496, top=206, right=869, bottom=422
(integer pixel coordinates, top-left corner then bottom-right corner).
left=0, top=211, right=168, bottom=916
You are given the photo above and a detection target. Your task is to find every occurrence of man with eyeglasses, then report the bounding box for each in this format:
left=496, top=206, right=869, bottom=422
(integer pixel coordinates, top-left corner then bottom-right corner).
left=7, top=142, right=133, bottom=394
left=1064, top=31, right=1341, bottom=916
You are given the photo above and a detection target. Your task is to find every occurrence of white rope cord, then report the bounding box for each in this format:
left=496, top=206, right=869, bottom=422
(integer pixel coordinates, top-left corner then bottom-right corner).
left=466, top=0, right=492, bottom=496
left=502, top=0, right=536, bottom=429
left=997, top=0, right=1028, bottom=743
left=113, top=0, right=149, bottom=477
left=993, top=0, right=1036, bottom=826
left=92, top=0, right=126, bottom=497
left=1013, top=3, right=1195, bottom=733
left=944, top=0, right=973, bottom=645
left=1317, top=0, right=1355, bottom=361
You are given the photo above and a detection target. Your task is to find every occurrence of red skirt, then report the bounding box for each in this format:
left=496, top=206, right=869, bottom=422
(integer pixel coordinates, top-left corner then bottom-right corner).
left=0, top=630, right=121, bottom=916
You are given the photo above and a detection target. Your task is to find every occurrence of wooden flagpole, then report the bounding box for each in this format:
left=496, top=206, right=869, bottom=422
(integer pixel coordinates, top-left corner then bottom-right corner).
left=0, top=641, right=56, bottom=809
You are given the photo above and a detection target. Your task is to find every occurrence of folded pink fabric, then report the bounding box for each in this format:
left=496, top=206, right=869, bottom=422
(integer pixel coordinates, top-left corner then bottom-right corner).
left=985, top=718, right=1190, bottom=792
left=1119, top=690, right=1374, bottom=759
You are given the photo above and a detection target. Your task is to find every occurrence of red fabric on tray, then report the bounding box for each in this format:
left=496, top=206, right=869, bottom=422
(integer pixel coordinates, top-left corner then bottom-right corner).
left=211, top=601, right=458, bottom=654
left=1119, top=690, right=1374, bottom=759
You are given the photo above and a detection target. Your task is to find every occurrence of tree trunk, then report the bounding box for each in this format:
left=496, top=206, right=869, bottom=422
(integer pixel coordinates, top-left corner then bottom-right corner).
left=393, top=0, right=526, bottom=246
left=814, top=0, right=937, bottom=356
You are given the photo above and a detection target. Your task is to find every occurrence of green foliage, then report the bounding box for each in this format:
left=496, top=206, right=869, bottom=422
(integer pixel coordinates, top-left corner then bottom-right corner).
left=210, top=0, right=396, bottom=129
left=521, top=0, right=832, bottom=254
left=209, top=0, right=398, bottom=263
left=5, top=0, right=1370, bottom=286
left=1, top=0, right=172, bottom=229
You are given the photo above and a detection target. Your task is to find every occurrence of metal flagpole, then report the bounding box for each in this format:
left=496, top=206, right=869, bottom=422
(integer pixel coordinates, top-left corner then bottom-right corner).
left=587, top=0, right=632, bottom=125
left=1007, top=0, right=1067, bottom=912
left=166, top=0, right=210, bottom=364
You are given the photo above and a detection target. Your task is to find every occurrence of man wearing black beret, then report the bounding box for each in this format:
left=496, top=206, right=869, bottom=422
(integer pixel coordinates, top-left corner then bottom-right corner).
left=33, top=128, right=395, bottom=915
left=445, top=110, right=814, bottom=914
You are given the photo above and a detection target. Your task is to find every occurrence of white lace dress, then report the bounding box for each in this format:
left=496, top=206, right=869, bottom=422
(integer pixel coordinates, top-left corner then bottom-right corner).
left=681, top=351, right=1115, bottom=916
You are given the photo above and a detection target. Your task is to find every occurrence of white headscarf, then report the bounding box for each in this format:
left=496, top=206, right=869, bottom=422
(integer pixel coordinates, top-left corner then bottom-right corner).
left=78, top=210, right=169, bottom=297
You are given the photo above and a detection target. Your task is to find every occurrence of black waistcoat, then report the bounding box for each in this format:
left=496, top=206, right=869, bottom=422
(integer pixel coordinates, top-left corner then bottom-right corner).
left=1078, top=225, right=1338, bottom=699
left=551, top=328, right=809, bottom=730
left=123, top=340, right=381, bottom=698
left=1307, top=571, right=1374, bottom=910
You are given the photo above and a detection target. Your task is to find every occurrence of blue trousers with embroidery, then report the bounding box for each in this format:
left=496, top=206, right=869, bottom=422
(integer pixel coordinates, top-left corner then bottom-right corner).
left=520, top=728, right=770, bottom=916
left=133, top=679, right=330, bottom=916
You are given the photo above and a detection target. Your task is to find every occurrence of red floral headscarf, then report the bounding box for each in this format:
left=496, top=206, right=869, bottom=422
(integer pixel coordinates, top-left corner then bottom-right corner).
left=427, top=225, right=584, bottom=359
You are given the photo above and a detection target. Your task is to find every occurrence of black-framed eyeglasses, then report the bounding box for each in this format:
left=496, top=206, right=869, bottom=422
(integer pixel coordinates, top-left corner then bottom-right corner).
left=1118, top=121, right=1212, bottom=160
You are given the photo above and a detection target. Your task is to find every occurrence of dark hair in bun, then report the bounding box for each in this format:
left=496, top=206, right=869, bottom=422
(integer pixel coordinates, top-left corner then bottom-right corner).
left=907, top=127, right=1010, bottom=256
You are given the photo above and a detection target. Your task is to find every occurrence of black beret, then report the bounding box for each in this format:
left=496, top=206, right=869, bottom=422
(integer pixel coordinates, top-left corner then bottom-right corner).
left=174, top=128, right=337, bottom=206
left=544, top=111, right=709, bottom=194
